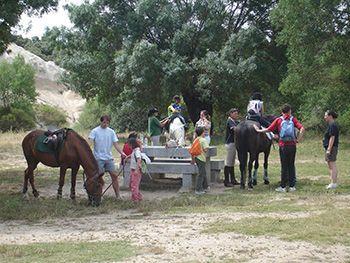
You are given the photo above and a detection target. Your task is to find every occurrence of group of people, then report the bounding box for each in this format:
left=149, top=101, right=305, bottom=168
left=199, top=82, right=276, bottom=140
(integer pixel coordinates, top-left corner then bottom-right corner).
left=147, top=95, right=212, bottom=146
left=87, top=93, right=340, bottom=201
left=223, top=92, right=339, bottom=193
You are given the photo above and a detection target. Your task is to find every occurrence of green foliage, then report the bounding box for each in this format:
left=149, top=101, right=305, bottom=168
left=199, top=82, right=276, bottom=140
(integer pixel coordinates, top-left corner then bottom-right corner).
left=0, top=104, right=36, bottom=131
left=0, top=56, right=37, bottom=131
left=73, top=98, right=107, bottom=131
left=34, top=104, right=67, bottom=127
left=0, top=0, right=58, bottom=54
left=0, top=56, right=36, bottom=108
left=39, top=0, right=283, bottom=129
left=271, top=0, right=350, bottom=130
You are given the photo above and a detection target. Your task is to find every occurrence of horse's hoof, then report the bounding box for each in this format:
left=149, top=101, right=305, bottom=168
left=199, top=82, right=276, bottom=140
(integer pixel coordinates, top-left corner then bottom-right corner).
left=240, top=185, right=245, bottom=190
left=253, top=180, right=257, bottom=186
left=57, top=194, right=62, bottom=200
left=70, top=194, right=76, bottom=200
left=264, top=180, right=270, bottom=185
left=33, top=190, right=39, bottom=198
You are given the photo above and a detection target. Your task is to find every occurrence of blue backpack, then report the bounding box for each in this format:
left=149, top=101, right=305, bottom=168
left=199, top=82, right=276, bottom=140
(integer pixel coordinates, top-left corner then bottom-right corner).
left=279, top=116, right=296, bottom=142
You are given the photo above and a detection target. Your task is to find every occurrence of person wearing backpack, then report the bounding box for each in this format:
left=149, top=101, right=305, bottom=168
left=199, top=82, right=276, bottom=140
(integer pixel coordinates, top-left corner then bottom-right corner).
left=128, top=137, right=143, bottom=201
left=323, top=110, right=339, bottom=190
left=190, top=127, right=210, bottom=195
left=254, top=104, right=305, bottom=192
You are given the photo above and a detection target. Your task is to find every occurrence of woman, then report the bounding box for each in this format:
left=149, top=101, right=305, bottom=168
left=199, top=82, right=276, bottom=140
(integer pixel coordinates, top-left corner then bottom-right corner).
left=323, top=110, right=339, bottom=189
left=194, top=110, right=211, bottom=144
left=224, top=108, right=240, bottom=187
left=147, top=107, right=168, bottom=146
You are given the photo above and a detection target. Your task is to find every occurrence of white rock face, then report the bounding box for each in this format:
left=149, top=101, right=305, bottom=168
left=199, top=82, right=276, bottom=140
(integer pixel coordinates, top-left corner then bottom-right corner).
left=0, top=43, right=85, bottom=124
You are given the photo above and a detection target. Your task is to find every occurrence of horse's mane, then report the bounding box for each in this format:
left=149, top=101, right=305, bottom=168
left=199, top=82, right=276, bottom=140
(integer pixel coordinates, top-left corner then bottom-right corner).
left=68, top=129, right=99, bottom=173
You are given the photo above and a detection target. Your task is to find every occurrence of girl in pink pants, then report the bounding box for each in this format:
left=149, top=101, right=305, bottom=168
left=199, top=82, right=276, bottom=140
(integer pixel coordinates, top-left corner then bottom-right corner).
left=129, top=137, right=143, bottom=201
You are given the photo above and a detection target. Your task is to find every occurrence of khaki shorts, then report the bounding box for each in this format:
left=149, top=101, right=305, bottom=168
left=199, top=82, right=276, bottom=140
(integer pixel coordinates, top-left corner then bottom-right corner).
left=325, top=147, right=338, bottom=162
left=225, top=143, right=236, bottom=166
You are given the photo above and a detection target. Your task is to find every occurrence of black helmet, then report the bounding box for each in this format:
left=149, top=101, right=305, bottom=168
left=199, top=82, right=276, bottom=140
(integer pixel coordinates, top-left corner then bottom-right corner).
left=251, top=92, right=262, bottom=101
left=148, top=107, right=159, bottom=117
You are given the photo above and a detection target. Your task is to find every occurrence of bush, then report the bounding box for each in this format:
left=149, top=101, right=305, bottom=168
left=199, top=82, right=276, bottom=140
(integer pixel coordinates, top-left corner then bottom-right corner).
left=34, top=104, right=67, bottom=128
left=0, top=105, right=36, bottom=131
left=74, top=98, right=110, bottom=131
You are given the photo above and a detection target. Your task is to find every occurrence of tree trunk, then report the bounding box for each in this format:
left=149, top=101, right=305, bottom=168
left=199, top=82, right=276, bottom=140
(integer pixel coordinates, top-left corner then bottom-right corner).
left=182, top=89, right=213, bottom=124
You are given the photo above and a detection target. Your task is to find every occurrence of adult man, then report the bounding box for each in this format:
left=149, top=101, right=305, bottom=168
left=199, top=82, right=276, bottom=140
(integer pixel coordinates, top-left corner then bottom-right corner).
left=254, top=104, right=305, bottom=192
left=224, top=108, right=240, bottom=187
left=89, top=115, right=126, bottom=198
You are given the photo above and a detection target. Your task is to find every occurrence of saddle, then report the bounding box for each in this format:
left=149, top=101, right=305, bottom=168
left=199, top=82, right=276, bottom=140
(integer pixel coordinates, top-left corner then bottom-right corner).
left=36, top=128, right=70, bottom=163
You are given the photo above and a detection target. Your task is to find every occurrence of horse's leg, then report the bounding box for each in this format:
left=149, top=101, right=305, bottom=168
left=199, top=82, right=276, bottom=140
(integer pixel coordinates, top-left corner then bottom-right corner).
left=23, top=161, right=38, bottom=198
left=27, top=162, right=39, bottom=197
left=263, top=148, right=271, bottom=185
left=238, top=151, right=247, bottom=189
left=252, top=154, right=259, bottom=186
left=70, top=166, right=79, bottom=200
left=247, top=152, right=255, bottom=190
left=57, top=166, right=67, bottom=199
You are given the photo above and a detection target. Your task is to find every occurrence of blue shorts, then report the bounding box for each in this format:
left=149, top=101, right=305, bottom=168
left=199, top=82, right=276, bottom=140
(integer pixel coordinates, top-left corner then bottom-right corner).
left=97, top=159, right=116, bottom=174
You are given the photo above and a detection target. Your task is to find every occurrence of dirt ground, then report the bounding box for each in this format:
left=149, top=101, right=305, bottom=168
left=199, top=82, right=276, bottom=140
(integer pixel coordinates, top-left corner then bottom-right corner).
left=1, top=207, right=349, bottom=262
left=1, top=176, right=350, bottom=262
left=1, top=143, right=350, bottom=262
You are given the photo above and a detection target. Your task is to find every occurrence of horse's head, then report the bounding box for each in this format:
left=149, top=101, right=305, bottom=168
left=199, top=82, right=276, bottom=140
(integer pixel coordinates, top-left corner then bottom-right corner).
left=84, top=173, right=104, bottom=206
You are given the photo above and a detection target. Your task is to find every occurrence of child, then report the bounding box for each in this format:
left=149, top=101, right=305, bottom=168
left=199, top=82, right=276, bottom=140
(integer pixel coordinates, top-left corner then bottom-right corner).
left=191, top=127, right=210, bottom=195
left=121, top=132, right=138, bottom=165
left=129, top=137, right=143, bottom=201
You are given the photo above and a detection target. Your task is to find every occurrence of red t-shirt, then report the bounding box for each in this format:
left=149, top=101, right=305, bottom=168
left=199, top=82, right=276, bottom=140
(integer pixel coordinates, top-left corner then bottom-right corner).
left=121, top=143, right=133, bottom=163
left=267, top=114, right=304, bottom=147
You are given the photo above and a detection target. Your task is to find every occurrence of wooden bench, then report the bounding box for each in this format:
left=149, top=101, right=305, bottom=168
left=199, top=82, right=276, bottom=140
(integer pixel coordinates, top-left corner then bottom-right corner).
left=122, top=146, right=224, bottom=192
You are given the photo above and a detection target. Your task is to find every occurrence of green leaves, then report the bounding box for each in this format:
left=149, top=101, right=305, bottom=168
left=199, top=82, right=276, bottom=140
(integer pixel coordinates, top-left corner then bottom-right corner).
left=272, top=0, right=350, bottom=129
left=0, top=56, right=37, bottom=131
left=0, top=0, right=58, bottom=54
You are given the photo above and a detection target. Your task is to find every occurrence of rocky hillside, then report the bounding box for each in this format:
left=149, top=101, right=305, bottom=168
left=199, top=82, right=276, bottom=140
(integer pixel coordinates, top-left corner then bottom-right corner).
left=0, top=43, right=85, bottom=124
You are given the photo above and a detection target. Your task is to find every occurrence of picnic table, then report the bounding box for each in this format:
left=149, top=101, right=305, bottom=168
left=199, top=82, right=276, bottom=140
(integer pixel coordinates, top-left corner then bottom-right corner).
left=122, top=146, right=224, bottom=192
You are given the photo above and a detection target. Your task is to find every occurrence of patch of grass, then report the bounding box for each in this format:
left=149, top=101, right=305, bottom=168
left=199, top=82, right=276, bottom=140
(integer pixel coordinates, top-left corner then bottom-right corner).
left=0, top=240, right=136, bottom=263
left=205, top=208, right=350, bottom=246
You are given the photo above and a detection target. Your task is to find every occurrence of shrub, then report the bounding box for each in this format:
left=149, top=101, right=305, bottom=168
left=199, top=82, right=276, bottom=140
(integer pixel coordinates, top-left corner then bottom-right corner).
left=34, top=104, right=67, bottom=128
left=0, top=105, right=36, bottom=131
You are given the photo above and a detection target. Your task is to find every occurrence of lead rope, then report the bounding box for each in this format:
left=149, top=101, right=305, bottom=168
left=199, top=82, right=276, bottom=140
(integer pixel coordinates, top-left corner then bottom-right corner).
left=100, top=160, right=125, bottom=197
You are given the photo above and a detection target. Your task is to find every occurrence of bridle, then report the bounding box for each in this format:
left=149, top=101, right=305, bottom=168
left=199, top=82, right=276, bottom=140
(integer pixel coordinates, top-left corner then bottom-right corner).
left=83, top=171, right=100, bottom=198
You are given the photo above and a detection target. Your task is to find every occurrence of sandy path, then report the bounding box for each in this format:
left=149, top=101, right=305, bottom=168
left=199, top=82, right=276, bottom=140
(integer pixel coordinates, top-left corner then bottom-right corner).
left=1, top=210, right=349, bottom=263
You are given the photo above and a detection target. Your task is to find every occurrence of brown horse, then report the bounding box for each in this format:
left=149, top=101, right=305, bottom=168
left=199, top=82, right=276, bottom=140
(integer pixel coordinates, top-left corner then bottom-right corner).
left=22, top=129, right=104, bottom=206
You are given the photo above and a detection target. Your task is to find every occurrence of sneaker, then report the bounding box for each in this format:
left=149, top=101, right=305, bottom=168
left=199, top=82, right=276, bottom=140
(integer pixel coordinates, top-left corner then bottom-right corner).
left=195, top=190, right=205, bottom=195
left=326, top=183, right=337, bottom=189
left=275, top=186, right=286, bottom=193
left=289, top=187, right=296, bottom=192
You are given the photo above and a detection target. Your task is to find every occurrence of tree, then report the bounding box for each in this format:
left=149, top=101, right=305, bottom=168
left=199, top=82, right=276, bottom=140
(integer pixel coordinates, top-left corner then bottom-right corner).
left=0, top=0, right=58, bottom=54
left=271, top=0, right=350, bottom=129
left=46, top=0, right=284, bottom=131
left=0, top=55, right=37, bottom=131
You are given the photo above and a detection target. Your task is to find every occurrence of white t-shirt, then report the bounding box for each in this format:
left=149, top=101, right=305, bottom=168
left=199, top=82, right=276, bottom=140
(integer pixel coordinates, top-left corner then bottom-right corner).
left=247, top=100, right=263, bottom=115
left=89, top=126, right=118, bottom=160
left=130, top=147, right=142, bottom=170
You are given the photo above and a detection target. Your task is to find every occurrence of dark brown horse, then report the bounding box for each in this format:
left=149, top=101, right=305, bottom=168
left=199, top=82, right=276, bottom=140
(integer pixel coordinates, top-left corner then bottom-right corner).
left=22, top=129, right=104, bottom=206
left=235, top=115, right=277, bottom=189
